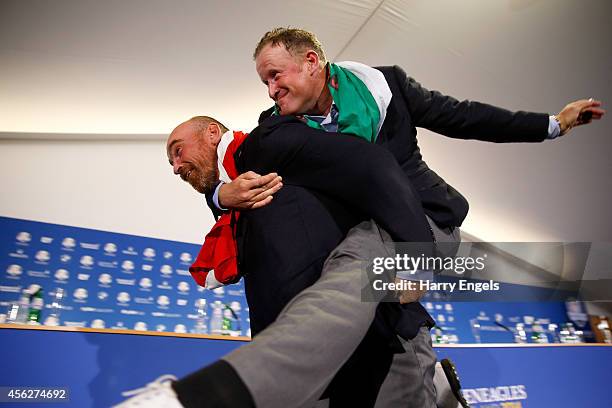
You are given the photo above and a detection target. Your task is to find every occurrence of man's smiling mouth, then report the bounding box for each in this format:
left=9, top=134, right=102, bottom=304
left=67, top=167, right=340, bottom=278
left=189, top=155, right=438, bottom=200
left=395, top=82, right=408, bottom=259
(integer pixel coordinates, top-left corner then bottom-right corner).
left=181, top=169, right=193, bottom=181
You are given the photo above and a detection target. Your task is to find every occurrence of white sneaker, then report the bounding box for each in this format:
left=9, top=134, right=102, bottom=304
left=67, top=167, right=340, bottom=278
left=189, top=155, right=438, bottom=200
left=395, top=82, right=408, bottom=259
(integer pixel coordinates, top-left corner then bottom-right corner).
left=113, top=374, right=184, bottom=407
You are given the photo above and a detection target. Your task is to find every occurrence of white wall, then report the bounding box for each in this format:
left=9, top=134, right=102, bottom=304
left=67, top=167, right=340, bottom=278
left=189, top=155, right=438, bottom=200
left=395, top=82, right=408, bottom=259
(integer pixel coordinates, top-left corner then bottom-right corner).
left=0, top=138, right=215, bottom=244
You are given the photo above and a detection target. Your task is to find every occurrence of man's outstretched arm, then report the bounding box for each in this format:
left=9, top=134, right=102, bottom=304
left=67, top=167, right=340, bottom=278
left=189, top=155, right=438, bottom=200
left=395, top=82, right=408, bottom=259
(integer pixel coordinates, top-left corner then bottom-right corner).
left=388, top=65, right=604, bottom=141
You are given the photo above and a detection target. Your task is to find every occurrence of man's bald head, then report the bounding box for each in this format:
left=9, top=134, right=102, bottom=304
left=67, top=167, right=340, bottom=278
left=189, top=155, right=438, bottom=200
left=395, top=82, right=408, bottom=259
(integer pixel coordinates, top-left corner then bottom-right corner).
left=166, top=115, right=228, bottom=194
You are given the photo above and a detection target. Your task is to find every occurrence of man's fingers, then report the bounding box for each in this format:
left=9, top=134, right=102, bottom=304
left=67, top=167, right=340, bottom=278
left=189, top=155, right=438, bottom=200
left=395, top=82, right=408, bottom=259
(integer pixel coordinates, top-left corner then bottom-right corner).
left=243, top=172, right=278, bottom=189
left=240, top=171, right=261, bottom=180
left=250, top=196, right=274, bottom=209
left=257, top=172, right=280, bottom=186
left=558, top=99, right=605, bottom=132
left=565, top=99, right=601, bottom=112
left=262, top=175, right=282, bottom=189
left=576, top=106, right=605, bottom=125
left=580, top=100, right=602, bottom=109
left=586, top=108, right=606, bottom=116
left=579, top=99, right=600, bottom=105
left=263, top=180, right=283, bottom=196
left=580, top=101, right=602, bottom=111
left=250, top=181, right=283, bottom=203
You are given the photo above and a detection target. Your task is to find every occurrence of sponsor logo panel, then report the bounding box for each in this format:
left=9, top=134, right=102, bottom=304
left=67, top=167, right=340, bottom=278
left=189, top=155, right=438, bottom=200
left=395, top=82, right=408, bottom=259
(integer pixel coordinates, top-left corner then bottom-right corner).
left=1, top=217, right=249, bottom=335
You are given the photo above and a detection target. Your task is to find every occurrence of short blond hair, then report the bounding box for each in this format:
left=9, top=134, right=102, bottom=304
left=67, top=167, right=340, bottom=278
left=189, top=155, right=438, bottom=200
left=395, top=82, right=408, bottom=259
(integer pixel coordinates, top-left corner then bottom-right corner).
left=254, top=27, right=327, bottom=65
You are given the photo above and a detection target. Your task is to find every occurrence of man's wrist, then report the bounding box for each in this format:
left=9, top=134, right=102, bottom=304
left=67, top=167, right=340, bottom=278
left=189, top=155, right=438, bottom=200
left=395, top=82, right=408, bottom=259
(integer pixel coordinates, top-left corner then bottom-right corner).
left=548, top=115, right=561, bottom=139
left=212, top=182, right=227, bottom=211
left=553, top=114, right=570, bottom=136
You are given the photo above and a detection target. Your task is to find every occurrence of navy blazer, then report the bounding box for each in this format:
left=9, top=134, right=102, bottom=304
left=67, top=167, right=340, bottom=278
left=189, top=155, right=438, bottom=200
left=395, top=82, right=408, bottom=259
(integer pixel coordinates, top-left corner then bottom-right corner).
left=233, top=115, right=435, bottom=342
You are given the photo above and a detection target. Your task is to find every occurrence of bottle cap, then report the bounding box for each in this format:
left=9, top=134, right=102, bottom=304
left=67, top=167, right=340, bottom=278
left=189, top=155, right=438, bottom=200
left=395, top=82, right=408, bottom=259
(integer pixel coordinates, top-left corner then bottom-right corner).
left=26, top=284, right=42, bottom=295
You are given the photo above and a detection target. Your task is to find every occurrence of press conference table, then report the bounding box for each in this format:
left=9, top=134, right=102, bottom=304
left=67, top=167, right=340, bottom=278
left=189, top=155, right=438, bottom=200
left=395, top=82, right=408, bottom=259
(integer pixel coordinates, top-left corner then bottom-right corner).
left=1, top=324, right=610, bottom=407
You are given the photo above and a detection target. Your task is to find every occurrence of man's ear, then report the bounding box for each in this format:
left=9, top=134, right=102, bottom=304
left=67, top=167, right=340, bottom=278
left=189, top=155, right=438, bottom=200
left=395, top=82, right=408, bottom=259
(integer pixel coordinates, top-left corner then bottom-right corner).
left=304, top=50, right=320, bottom=75
left=208, top=122, right=222, bottom=145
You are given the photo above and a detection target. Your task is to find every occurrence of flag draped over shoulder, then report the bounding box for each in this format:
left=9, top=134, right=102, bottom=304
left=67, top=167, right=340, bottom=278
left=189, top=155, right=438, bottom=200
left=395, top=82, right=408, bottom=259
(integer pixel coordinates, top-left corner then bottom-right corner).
left=189, top=131, right=248, bottom=289
left=274, top=61, right=392, bottom=142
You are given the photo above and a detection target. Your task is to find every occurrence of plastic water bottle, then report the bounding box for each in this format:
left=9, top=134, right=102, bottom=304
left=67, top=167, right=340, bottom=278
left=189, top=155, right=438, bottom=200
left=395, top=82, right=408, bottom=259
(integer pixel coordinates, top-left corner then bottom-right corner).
left=6, top=291, right=30, bottom=324
left=514, top=323, right=527, bottom=343
left=209, top=301, right=224, bottom=335
left=597, top=317, right=612, bottom=343
left=229, top=301, right=242, bottom=337
left=469, top=318, right=481, bottom=343
left=193, top=298, right=208, bottom=334
left=560, top=322, right=580, bottom=343
left=431, top=326, right=447, bottom=344
left=547, top=323, right=560, bottom=343
left=531, top=323, right=548, bottom=344
left=221, top=307, right=233, bottom=336
left=44, top=288, right=64, bottom=326
left=27, top=288, right=44, bottom=325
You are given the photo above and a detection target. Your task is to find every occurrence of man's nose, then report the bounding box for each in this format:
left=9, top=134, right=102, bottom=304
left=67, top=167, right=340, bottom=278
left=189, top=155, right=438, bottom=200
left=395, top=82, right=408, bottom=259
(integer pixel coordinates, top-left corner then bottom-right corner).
left=173, top=161, right=182, bottom=175
left=268, top=82, right=278, bottom=101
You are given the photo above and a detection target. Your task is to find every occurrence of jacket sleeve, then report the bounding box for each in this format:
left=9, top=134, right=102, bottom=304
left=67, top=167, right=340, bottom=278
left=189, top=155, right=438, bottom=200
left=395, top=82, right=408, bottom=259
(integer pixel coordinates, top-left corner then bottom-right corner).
left=204, top=181, right=225, bottom=220
left=243, top=118, right=434, bottom=243
left=391, top=65, right=549, bottom=142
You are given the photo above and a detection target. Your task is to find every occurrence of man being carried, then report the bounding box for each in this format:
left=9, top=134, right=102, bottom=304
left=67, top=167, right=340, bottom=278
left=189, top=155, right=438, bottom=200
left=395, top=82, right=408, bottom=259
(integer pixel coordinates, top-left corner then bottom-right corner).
left=210, top=27, right=604, bottom=408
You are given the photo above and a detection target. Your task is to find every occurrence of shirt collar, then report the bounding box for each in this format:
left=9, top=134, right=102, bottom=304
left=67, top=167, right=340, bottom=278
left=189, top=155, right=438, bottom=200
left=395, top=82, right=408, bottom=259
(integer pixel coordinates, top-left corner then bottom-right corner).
left=304, top=102, right=338, bottom=126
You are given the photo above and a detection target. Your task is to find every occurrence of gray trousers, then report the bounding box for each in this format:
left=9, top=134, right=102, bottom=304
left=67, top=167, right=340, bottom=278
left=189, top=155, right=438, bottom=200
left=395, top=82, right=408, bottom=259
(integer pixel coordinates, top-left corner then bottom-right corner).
left=374, top=218, right=460, bottom=408
left=223, top=219, right=459, bottom=408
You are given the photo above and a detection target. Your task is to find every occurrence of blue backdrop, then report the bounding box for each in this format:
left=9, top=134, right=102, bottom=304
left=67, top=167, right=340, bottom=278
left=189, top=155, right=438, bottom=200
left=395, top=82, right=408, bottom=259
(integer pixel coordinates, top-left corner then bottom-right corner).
left=1, top=216, right=591, bottom=343
left=1, top=216, right=250, bottom=336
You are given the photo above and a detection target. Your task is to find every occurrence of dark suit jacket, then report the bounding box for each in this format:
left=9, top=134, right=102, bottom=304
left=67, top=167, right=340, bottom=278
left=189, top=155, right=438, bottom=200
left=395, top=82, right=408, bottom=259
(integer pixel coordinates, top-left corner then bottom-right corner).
left=233, top=115, right=434, bottom=341
left=241, top=64, right=550, bottom=345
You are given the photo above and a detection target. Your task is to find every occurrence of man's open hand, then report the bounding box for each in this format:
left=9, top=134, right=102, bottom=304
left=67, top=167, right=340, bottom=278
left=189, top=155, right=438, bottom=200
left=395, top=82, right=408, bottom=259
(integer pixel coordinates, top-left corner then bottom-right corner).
left=219, top=171, right=283, bottom=210
left=556, top=99, right=605, bottom=136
